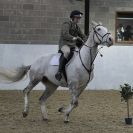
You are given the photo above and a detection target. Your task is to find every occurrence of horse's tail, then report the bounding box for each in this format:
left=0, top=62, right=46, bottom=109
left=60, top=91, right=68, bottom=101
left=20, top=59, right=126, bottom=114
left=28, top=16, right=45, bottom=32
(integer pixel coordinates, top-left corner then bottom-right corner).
left=0, top=65, right=31, bottom=83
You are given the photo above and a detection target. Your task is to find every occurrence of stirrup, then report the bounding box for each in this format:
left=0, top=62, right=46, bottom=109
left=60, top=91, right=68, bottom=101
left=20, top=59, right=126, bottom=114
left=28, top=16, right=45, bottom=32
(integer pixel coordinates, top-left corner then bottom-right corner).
left=55, top=72, right=62, bottom=81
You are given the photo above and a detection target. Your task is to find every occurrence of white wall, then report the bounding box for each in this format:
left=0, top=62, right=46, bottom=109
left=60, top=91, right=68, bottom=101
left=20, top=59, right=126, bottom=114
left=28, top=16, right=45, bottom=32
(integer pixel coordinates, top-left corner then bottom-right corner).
left=0, top=44, right=133, bottom=90
left=89, top=45, right=133, bottom=90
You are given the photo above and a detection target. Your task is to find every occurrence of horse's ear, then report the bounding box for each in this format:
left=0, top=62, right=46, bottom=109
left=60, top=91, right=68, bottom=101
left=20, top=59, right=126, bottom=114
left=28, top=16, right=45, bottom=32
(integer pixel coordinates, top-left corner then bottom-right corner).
left=99, top=21, right=102, bottom=25
left=91, top=21, right=98, bottom=27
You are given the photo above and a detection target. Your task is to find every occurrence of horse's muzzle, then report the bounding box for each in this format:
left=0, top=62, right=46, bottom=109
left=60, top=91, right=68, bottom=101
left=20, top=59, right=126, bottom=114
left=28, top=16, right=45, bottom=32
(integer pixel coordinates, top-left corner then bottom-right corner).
left=107, top=35, right=114, bottom=47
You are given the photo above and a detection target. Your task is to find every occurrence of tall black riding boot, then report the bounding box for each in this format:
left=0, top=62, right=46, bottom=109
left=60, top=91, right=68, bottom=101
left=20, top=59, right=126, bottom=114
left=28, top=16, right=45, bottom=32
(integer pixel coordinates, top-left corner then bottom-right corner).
left=55, top=54, right=67, bottom=81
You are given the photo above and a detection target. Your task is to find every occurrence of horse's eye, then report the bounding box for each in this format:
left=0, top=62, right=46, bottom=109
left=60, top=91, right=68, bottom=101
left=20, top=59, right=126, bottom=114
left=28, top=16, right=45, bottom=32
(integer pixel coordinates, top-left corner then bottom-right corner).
left=97, top=28, right=101, bottom=31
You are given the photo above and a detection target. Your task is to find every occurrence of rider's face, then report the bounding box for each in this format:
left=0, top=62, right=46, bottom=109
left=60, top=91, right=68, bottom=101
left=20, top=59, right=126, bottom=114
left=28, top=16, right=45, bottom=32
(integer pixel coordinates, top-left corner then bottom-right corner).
left=73, top=17, right=81, bottom=24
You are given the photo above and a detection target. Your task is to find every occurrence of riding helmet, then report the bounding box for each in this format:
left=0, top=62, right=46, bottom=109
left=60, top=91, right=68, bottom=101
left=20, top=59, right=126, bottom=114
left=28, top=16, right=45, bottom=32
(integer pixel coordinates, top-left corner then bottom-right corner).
left=70, top=10, right=83, bottom=18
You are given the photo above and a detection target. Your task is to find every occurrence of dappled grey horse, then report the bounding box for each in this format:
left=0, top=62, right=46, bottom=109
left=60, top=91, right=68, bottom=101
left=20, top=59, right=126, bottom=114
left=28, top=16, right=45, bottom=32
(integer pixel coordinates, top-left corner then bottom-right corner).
left=0, top=21, right=113, bottom=123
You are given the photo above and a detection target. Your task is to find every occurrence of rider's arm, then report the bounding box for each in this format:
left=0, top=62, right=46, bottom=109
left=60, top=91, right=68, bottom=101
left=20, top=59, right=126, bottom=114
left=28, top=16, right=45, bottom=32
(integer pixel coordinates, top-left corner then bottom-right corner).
left=77, top=26, right=87, bottom=42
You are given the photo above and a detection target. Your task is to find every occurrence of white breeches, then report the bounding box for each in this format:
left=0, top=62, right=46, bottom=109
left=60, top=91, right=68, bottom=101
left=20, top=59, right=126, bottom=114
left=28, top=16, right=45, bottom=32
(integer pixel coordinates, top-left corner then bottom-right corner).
left=61, top=45, right=70, bottom=58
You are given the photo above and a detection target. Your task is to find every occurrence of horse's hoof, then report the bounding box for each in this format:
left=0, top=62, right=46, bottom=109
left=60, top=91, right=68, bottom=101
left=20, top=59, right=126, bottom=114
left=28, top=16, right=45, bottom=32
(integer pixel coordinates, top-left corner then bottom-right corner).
left=58, top=107, right=64, bottom=113
left=43, top=118, right=48, bottom=121
left=42, top=118, right=51, bottom=123
left=64, top=120, right=69, bottom=124
left=22, top=112, right=28, bottom=118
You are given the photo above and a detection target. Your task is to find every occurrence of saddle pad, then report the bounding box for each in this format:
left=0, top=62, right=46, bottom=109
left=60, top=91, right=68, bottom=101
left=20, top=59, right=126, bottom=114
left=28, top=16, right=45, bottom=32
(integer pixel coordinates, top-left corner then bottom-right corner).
left=50, top=53, right=61, bottom=66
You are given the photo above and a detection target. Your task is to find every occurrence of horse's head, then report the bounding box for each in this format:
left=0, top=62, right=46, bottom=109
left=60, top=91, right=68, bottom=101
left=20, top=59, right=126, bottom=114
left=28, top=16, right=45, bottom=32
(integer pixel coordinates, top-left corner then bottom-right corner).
left=91, top=21, right=114, bottom=47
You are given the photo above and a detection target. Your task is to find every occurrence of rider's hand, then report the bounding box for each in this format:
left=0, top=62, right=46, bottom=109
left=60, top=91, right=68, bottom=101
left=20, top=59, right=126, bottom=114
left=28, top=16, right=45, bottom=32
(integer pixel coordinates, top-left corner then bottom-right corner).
left=72, top=37, right=77, bottom=41
left=76, top=37, right=84, bottom=49
left=73, top=36, right=83, bottom=42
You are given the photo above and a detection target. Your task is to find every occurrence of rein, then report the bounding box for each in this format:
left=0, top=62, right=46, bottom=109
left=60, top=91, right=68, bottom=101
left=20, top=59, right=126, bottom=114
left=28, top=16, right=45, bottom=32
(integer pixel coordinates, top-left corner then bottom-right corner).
left=78, top=24, right=110, bottom=83
left=79, top=45, right=103, bottom=83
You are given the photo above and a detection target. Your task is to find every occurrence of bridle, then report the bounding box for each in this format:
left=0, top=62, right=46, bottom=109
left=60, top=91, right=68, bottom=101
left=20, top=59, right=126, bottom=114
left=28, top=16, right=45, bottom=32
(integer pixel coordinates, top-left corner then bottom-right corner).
left=93, top=24, right=111, bottom=46
left=79, top=24, right=111, bottom=84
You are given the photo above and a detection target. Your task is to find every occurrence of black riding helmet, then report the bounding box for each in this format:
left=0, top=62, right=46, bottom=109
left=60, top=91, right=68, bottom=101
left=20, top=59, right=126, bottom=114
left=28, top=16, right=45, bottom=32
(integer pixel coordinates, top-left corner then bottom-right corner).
left=70, top=10, right=83, bottom=18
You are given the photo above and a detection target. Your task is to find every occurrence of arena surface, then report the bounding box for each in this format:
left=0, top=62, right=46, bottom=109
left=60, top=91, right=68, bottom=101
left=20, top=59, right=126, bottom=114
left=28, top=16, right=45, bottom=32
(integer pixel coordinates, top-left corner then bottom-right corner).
left=0, top=90, right=133, bottom=133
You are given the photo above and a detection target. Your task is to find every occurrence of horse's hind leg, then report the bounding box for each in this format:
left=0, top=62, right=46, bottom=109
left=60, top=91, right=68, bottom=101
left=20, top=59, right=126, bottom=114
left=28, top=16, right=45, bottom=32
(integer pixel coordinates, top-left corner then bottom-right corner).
left=22, top=80, right=39, bottom=117
left=39, top=81, right=57, bottom=121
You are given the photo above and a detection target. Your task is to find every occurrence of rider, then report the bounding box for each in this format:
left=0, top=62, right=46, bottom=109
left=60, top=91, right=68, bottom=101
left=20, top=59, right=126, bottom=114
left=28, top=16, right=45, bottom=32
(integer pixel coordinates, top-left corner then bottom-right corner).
left=55, top=10, right=86, bottom=81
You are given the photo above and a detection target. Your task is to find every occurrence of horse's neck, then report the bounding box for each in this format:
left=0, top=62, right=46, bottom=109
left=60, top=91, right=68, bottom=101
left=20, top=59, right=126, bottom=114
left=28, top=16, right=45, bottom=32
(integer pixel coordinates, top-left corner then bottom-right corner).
left=79, top=33, right=98, bottom=68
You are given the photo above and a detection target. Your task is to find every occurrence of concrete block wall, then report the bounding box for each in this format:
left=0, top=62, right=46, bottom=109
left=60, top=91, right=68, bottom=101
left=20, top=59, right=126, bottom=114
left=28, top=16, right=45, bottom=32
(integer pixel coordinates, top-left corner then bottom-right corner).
left=0, top=0, right=84, bottom=44
left=89, top=0, right=133, bottom=38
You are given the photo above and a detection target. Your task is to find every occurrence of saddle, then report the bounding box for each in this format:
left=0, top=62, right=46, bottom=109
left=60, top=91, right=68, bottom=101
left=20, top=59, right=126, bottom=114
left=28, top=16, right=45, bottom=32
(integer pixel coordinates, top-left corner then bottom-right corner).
left=50, top=48, right=75, bottom=66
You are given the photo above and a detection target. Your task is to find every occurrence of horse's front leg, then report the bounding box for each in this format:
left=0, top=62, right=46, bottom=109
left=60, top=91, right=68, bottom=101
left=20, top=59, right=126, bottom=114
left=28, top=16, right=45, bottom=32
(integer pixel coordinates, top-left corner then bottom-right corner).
left=64, top=95, right=78, bottom=123
left=64, top=82, right=81, bottom=123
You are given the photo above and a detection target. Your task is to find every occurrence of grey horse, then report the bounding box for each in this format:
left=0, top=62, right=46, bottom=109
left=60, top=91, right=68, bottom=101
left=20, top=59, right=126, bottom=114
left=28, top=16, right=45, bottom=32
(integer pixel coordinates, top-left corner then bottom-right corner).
left=0, top=21, right=114, bottom=123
